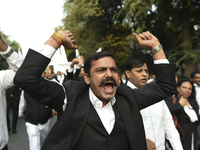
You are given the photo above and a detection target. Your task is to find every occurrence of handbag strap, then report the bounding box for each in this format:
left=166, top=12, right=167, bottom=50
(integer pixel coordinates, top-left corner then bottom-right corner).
left=172, top=96, right=176, bottom=104
left=172, top=96, right=184, bottom=141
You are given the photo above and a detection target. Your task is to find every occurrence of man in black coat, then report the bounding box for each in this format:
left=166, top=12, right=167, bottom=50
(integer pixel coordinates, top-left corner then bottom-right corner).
left=14, top=30, right=176, bottom=150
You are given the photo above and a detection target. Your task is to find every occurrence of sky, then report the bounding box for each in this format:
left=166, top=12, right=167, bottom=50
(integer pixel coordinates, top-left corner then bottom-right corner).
left=0, top=0, right=65, bottom=57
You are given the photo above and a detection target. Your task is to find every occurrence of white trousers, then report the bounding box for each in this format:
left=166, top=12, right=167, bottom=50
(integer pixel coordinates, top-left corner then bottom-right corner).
left=26, top=119, right=51, bottom=150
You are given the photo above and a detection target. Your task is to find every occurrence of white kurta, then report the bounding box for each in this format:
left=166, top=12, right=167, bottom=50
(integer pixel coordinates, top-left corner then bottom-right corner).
left=0, top=47, right=23, bottom=149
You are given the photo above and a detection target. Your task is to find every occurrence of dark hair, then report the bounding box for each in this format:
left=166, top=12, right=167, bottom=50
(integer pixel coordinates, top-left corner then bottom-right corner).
left=176, top=76, right=195, bottom=98
left=190, top=71, right=200, bottom=79
left=84, top=51, right=117, bottom=76
left=177, top=76, right=193, bottom=87
left=125, top=58, right=147, bottom=71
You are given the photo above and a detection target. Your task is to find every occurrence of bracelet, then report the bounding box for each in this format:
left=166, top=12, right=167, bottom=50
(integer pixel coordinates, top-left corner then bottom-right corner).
left=51, top=32, right=64, bottom=47
left=51, top=35, right=61, bottom=47
left=3, top=48, right=14, bottom=58
left=149, top=44, right=163, bottom=56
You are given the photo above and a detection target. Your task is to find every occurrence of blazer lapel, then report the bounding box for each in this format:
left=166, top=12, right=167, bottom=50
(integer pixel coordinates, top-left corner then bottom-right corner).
left=70, top=89, right=90, bottom=149
left=115, top=95, right=138, bottom=150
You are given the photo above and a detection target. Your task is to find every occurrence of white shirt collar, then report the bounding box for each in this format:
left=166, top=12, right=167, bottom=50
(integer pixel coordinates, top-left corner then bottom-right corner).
left=194, top=83, right=198, bottom=87
left=127, top=80, right=138, bottom=89
left=89, top=87, right=116, bottom=108
left=193, top=83, right=200, bottom=88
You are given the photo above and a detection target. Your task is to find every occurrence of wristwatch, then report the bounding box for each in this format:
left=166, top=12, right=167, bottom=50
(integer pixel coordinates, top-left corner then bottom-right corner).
left=149, top=44, right=163, bottom=56
left=2, top=48, right=14, bottom=58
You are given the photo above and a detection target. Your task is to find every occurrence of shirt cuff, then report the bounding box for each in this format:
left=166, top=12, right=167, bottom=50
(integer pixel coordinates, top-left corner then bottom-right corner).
left=75, top=65, right=81, bottom=69
left=68, top=67, right=74, bottom=73
left=18, top=111, right=24, bottom=117
left=0, top=45, right=11, bottom=55
left=154, top=59, right=169, bottom=64
left=37, top=45, right=57, bottom=59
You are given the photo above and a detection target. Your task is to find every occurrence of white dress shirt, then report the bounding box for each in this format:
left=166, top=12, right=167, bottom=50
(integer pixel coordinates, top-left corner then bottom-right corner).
left=0, top=46, right=23, bottom=149
left=127, top=81, right=183, bottom=150
left=89, top=88, right=116, bottom=134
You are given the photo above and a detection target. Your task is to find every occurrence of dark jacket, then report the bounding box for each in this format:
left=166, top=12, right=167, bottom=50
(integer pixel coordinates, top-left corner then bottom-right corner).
left=165, top=95, right=199, bottom=150
left=23, top=92, right=53, bottom=125
left=14, top=49, right=176, bottom=150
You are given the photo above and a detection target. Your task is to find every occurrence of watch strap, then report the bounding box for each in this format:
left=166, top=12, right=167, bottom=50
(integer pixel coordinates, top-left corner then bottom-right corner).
left=3, top=48, right=14, bottom=58
left=149, top=44, right=163, bottom=56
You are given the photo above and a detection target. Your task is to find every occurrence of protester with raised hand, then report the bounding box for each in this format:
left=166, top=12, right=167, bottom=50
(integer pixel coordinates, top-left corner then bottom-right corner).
left=14, top=30, right=176, bottom=150
left=0, top=30, right=23, bottom=150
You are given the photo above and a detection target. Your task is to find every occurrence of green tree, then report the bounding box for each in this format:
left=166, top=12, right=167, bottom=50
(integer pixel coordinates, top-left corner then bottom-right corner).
left=0, top=32, right=21, bottom=70
left=116, top=0, right=200, bottom=77
left=60, top=0, right=134, bottom=72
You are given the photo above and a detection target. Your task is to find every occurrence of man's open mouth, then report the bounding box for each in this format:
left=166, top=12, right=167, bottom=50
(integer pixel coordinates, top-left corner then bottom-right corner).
left=103, top=82, right=114, bottom=90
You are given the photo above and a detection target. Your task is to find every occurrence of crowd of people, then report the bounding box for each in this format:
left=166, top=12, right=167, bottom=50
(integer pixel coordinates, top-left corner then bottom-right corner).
left=0, top=29, right=200, bottom=150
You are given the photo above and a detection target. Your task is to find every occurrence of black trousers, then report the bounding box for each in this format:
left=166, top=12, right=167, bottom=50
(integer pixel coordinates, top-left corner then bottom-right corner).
left=6, top=100, right=19, bottom=130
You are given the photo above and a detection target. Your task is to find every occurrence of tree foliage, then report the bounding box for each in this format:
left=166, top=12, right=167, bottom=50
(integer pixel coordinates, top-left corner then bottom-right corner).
left=59, top=0, right=200, bottom=77
left=60, top=0, right=137, bottom=73
left=116, top=0, right=200, bottom=77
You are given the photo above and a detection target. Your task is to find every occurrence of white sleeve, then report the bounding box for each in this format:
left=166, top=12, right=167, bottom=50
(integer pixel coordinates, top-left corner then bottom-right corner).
left=18, top=90, right=26, bottom=116
left=162, top=101, right=183, bottom=150
left=35, top=44, right=57, bottom=59
left=68, top=67, right=74, bottom=73
left=0, top=69, right=16, bottom=90
left=153, top=59, right=169, bottom=64
left=0, top=46, right=23, bottom=90
left=1, top=46, right=23, bottom=71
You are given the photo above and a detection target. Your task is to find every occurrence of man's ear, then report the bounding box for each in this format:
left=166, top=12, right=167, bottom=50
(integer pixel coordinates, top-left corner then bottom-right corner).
left=125, top=70, right=130, bottom=79
left=84, top=73, right=90, bottom=84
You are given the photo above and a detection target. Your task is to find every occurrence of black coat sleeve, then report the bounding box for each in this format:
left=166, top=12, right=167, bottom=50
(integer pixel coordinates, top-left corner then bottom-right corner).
left=164, top=96, right=183, bottom=115
left=14, top=49, right=65, bottom=113
left=134, top=64, right=177, bottom=110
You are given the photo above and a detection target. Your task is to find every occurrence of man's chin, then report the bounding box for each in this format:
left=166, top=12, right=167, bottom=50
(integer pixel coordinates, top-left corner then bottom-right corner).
left=105, top=94, right=116, bottom=100
left=100, top=93, right=115, bottom=101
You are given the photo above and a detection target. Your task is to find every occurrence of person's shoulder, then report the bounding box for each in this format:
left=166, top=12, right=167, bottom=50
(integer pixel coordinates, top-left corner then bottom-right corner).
left=63, top=79, right=88, bottom=90
left=117, top=84, right=132, bottom=90
left=116, top=84, right=136, bottom=96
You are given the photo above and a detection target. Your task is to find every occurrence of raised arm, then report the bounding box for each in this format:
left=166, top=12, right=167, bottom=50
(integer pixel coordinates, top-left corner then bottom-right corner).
left=132, top=31, right=176, bottom=109
left=133, top=31, right=166, bottom=60
left=0, top=31, right=23, bottom=89
left=14, top=30, right=77, bottom=113
left=67, top=55, right=84, bottom=80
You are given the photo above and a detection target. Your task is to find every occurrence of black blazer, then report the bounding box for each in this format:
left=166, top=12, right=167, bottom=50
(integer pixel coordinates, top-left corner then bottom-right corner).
left=23, top=92, right=53, bottom=125
left=14, top=49, right=176, bottom=150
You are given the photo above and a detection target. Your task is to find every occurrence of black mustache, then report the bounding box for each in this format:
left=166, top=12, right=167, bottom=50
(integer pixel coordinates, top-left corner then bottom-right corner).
left=98, top=78, right=117, bottom=87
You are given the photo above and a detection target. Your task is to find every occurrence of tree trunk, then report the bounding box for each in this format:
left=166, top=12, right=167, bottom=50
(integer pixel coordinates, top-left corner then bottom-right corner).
left=184, top=60, right=199, bottom=78
left=181, top=3, right=194, bottom=78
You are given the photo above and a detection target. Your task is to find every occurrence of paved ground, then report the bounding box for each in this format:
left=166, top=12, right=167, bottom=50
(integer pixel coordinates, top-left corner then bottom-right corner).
left=8, top=116, right=57, bottom=150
